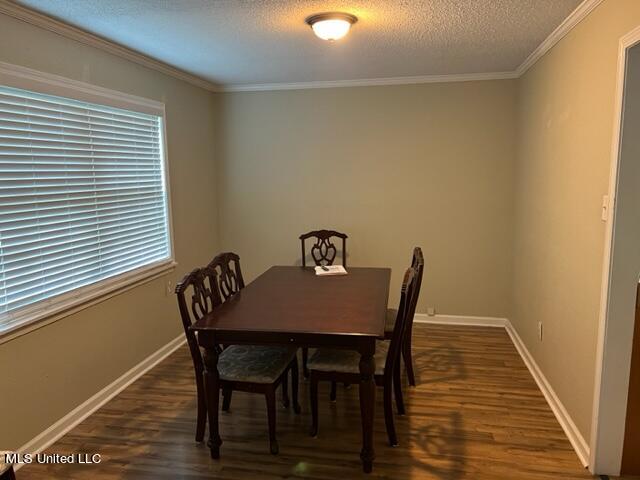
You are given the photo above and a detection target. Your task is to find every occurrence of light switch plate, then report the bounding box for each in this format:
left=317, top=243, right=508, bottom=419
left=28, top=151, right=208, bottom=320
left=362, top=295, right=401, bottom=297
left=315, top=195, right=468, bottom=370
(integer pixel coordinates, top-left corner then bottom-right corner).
left=537, top=321, right=543, bottom=341
left=601, top=195, right=609, bottom=222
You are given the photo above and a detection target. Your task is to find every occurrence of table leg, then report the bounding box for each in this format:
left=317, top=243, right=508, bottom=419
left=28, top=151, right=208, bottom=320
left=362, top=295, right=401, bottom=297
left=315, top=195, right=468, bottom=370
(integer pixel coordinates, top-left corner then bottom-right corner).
left=203, top=347, right=222, bottom=459
left=359, top=342, right=376, bottom=473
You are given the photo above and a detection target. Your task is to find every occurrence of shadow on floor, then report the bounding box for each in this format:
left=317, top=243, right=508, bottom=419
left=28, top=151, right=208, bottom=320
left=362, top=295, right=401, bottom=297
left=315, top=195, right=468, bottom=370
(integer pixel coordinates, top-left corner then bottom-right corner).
left=412, top=342, right=468, bottom=385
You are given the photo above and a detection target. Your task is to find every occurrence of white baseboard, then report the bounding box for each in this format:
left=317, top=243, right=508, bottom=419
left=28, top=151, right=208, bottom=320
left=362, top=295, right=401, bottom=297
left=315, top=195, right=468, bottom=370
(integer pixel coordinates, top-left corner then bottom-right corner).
left=504, top=320, right=590, bottom=467
left=415, top=314, right=589, bottom=467
left=414, top=313, right=508, bottom=327
left=15, top=334, right=185, bottom=470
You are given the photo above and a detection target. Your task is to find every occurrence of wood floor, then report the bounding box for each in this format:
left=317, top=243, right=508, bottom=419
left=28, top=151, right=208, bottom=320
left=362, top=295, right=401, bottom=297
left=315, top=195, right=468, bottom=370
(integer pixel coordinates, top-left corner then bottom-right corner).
left=18, top=324, right=603, bottom=480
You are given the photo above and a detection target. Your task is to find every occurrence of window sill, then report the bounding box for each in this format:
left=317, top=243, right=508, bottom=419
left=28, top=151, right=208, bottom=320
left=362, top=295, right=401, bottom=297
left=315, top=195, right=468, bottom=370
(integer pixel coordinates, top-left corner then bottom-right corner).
left=0, top=260, right=177, bottom=346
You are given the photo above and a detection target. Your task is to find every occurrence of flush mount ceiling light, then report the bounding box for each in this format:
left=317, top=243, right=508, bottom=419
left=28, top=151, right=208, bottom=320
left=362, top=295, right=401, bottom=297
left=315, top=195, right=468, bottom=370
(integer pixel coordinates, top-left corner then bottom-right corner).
left=305, top=12, right=358, bottom=41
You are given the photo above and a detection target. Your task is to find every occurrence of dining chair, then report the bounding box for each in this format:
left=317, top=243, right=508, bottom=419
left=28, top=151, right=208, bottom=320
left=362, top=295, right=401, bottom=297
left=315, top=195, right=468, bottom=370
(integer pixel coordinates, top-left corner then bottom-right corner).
left=206, top=252, right=245, bottom=300
left=299, top=230, right=348, bottom=378
left=384, top=247, right=424, bottom=386
left=300, top=229, right=348, bottom=268
left=209, top=251, right=302, bottom=419
left=175, top=265, right=300, bottom=454
left=307, top=266, right=418, bottom=447
left=204, top=252, right=295, bottom=412
left=175, top=267, right=218, bottom=443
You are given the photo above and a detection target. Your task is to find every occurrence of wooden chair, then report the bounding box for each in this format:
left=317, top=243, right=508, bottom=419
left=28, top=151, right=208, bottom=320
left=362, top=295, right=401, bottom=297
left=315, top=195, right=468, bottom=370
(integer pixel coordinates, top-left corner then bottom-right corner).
left=175, top=267, right=218, bottom=443
left=300, top=230, right=348, bottom=268
left=384, top=247, right=424, bottom=386
left=206, top=252, right=243, bottom=410
left=307, top=267, right=419, bottom=446
left=175, top=264, right=300, bottom=454
left=206, top=252, right=245, bottom=301
left=204, top=252, right=296, bottom=412
left=299, top=230, right=348, bottom=378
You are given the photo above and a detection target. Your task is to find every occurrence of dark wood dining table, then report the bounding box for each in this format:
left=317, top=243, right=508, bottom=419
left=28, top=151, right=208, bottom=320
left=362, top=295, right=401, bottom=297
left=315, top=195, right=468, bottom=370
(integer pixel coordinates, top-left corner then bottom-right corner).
left=191, top=265, right=391, bottom=473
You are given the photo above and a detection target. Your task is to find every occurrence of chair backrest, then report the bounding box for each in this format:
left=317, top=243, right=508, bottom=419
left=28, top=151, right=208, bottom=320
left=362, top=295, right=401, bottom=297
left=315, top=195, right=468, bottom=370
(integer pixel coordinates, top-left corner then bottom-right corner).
left=207, top=252, right=245, bottom=301
left=405, top=247, right=425, bottom=333
left=175, top=267, right=221, bottom=371
left=384, top=266, right=419, bottom=378
left=300, top=230, right=348, bottom=267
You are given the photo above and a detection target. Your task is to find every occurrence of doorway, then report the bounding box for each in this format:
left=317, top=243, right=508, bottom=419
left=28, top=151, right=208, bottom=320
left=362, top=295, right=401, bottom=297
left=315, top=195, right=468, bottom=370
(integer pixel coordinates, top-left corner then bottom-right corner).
left=590, top=28, right=640, bottom=476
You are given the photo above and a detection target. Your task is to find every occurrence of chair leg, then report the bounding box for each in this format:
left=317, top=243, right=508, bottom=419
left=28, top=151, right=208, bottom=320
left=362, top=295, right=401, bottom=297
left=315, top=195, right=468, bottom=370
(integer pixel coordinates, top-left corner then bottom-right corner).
left=291, top=358, right=301, bottom=414
left=265, top=388, right=279, bottom=454
left=222, top=387, right=232, bottom=412
left=195, top=371, right=207, bottom=442
left=309, top=372, right=319, bottom=437
left=330, top=380, right=337, bottom=402
left=302, top=348, right=309, bottom=378
left=403, top=335, right=416, bottom=387
left=282, top=368, right=290, bottom=409
left=384, top=380, right=398, bottom=447
left=393, top=359, right=406, bottom=415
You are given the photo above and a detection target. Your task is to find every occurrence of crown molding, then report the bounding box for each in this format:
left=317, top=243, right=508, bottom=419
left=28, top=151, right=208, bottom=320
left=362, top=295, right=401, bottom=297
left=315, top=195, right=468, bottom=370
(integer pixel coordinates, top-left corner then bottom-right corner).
left=515, top=0, right=604, bottom=76
left=224, top=0, right=602, bottom=92
left=223, top=71, right=519, bottom=92
left=0, top=0, right=222, bottom=92
left=0, top=0, right=602, bottom=94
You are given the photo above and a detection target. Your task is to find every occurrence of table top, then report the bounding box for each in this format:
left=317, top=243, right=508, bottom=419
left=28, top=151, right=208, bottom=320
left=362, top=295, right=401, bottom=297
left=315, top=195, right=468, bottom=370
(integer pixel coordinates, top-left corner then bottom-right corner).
left=191, top=266, right=391, bottom=337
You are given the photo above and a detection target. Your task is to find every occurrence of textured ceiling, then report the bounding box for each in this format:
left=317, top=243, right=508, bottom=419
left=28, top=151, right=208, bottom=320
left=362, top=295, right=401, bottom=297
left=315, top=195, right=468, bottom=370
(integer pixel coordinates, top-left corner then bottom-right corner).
left=15, top=0, right=582, bottom=87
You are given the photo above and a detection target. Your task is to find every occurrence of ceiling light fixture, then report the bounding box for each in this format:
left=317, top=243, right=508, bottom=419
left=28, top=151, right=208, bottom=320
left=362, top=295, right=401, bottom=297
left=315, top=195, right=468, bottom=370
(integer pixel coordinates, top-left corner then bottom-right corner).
left=305, top=12, right=358, bottom=41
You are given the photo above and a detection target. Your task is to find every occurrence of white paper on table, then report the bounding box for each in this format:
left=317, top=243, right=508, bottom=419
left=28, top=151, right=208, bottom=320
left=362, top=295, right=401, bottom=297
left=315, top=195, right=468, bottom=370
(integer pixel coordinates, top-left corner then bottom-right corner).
left=314, top=265, right=348, bottom=276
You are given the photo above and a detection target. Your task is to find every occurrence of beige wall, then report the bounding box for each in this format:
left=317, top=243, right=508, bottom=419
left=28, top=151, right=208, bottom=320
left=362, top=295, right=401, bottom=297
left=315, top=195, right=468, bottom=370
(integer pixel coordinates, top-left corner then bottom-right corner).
left=217, top=81, right=517, bottom=316
left=0, top=14, right=218, bottom=448
left=512, top=0, right=640, bottom=444
left=5, top=0, right=639, bottom=461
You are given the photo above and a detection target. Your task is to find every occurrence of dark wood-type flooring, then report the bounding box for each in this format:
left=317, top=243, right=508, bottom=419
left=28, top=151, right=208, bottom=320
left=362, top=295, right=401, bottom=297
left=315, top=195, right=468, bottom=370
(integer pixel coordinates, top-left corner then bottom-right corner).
left=18, top=324, right=626, bottom=479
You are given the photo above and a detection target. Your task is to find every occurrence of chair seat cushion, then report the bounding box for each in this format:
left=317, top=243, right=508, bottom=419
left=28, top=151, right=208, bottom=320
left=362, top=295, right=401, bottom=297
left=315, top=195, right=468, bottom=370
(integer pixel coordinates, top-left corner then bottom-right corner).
left=307, top=341, right=390, bottom=375
left=384, top=308, right=398, bottom=333
left=218, top=345, right=296, bottom=384
left=0, top=451, right=14, bottom=475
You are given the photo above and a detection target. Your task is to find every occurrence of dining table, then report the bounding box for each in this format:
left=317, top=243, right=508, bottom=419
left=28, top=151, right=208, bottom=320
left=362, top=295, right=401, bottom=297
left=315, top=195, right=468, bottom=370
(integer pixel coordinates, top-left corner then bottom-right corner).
left=191, top=265, right=391, bottom=473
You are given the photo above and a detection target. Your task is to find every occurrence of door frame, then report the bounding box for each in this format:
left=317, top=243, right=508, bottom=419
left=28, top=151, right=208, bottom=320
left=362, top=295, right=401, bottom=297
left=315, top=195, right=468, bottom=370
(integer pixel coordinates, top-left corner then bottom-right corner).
left=590, top=24, right=640, bottom=476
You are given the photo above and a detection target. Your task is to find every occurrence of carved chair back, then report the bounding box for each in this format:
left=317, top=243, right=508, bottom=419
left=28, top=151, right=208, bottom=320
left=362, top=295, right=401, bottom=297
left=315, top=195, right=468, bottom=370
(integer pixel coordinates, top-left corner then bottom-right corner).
left=384, top=266, right=419, bottom=379
left=207, top=252, right=245, bottom=301
left=299, top=230, right=348, bottom=267
left=175, top=267, right=221, bottom=372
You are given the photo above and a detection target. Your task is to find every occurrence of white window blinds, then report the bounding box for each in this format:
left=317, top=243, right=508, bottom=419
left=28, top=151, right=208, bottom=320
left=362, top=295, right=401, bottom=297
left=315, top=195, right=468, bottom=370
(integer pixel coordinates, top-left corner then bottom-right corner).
left=0, top=85, right=171, bottom=328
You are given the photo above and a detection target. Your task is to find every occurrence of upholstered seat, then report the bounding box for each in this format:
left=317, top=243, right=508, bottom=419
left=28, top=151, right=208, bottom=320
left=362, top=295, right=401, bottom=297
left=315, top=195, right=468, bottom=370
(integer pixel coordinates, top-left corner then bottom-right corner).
left=299, top=229, right=349, bottom=378
left=176, top=257, right=300, bottom=455
left=218, top=345, right=298, bottom=383
left=384, top=308, right=398, bottom=333
left=307, top=340, right=390, bottom=375
left=308, top=267, right=420, bottom=448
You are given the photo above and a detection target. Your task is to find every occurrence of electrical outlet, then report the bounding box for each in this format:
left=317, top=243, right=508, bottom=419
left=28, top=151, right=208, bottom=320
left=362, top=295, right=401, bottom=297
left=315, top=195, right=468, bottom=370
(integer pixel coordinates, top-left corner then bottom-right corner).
left=537, top=321, right=543, bottom=341
left=427, top=307, right=436, bottom=316
left=165, top=279, right=173, bottom=297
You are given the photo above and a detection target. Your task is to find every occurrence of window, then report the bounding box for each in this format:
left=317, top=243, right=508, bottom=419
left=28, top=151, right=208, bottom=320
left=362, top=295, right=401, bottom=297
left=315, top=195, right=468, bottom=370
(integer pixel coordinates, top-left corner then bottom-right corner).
left=0, top=77, right=173, bottom=335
